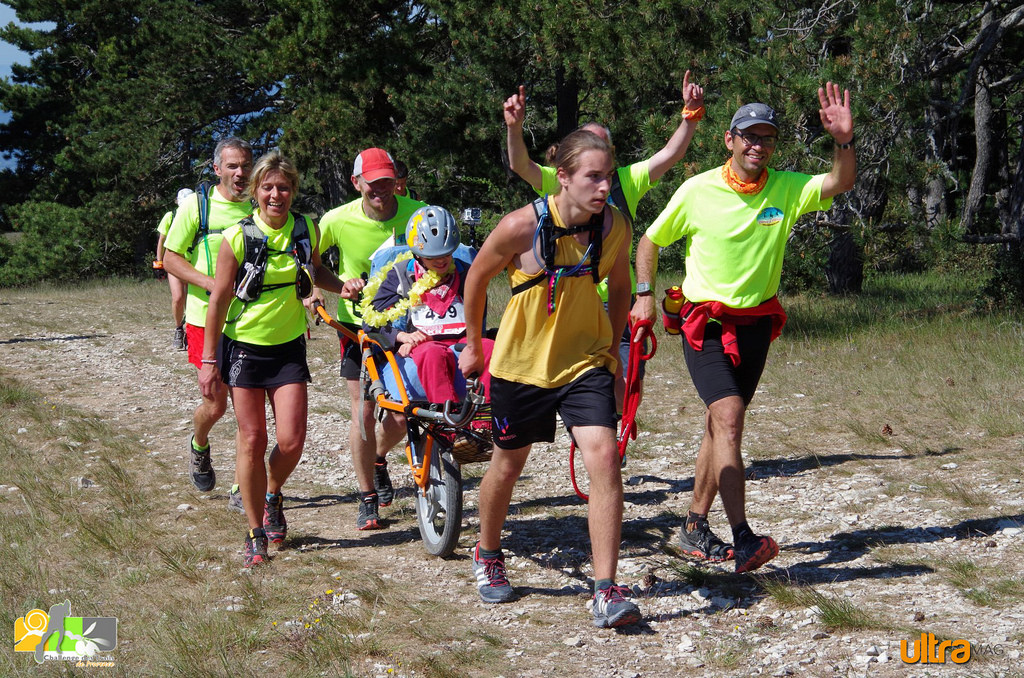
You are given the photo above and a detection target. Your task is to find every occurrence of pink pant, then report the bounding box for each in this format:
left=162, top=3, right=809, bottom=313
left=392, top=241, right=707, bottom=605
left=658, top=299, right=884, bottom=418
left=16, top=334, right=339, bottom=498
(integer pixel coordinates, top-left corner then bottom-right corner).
left=410, top=337, right=494, bottom=404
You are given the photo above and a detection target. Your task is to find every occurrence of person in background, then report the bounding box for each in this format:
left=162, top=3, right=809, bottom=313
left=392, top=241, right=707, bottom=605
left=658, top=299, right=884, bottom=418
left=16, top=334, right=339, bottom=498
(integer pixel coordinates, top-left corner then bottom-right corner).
left=317, top=148, right=427, bottom=529
left=155, top=187, right=194, bottom=351
left=503, top=72, right=705, bottom=406
left=394, top=159, right=420, bottom=200
left=163, top=137, right=253, bottom=506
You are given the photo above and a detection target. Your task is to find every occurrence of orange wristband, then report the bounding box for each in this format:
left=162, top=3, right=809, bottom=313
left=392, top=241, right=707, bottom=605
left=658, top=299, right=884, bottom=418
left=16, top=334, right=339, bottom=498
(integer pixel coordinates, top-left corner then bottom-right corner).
left=153, top=260, right=164, bottom=269
left=682, top=106, right=705, bottom=121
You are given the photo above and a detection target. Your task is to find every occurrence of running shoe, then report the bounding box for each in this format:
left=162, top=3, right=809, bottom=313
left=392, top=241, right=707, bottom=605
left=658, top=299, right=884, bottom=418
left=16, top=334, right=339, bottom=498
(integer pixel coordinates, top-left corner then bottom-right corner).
left=678, top=518, right=734, bottom=562
left=592, top=584, right=642, bottom=628
left=734, top=534, right=779, bottom=574
left=264, top=493, right=287, bottom=543
left=228, top=484, right=244, bottom=513
left=374, top=458, right=394, bottom=507
left=188, top=436, right=216, bottom=492
left=244, top=528, right=269, bottom=568
left=472, top=543, right=515, bottom=603
left=356, top=494, right=382, bottom=530
left=172, top=325, right=187, bottom=351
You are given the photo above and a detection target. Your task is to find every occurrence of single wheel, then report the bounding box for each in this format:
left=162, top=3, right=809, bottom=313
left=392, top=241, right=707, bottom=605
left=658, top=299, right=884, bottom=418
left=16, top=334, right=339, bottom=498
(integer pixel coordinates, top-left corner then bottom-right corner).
left=416, top=439, right=463, bottom=557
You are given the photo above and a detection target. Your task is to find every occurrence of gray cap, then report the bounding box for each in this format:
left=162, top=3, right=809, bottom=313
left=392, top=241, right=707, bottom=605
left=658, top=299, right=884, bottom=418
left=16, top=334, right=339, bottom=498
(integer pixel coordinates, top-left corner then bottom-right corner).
left=730, top=103, right=779, bottom=131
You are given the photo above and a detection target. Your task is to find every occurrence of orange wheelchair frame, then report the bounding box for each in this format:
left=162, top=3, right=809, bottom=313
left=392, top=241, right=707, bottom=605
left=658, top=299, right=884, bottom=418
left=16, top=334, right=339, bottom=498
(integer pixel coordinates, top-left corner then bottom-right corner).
left=315, top=303, right=490, bottom=556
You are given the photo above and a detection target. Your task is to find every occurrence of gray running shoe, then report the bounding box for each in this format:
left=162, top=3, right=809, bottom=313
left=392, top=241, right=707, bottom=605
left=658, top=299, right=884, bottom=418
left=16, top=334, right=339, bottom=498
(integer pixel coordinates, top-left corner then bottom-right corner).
left=734, top=534, right=779, bottom=574
left=356, top=495, right=382, bottom=530
left=188, top=436, right=216, bottom=492
left=244, top=528, right=269, bottom=568
left=172, top=325, right=187, bottom=351
left=592, top=585, right=642, bottom=628
left=228, top=484, right=244, bottom=513
left=263, top=493, right=287, bottom=543
left=472, top=543, right=515, bottom=603
left=678, top=518, right=734, bottom=562
left=374, top=458, right=394, bottom=507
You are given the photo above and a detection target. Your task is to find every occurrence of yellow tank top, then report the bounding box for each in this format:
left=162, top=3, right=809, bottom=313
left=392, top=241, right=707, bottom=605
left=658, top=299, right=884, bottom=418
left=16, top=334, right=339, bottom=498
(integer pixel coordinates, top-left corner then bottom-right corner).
left=490, top=198, right=628, bottom=388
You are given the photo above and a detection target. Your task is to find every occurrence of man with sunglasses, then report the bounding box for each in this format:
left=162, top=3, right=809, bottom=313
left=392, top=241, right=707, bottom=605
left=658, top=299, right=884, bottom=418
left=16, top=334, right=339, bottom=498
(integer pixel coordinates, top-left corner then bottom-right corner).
left=630, top=84, right=856, bottom=573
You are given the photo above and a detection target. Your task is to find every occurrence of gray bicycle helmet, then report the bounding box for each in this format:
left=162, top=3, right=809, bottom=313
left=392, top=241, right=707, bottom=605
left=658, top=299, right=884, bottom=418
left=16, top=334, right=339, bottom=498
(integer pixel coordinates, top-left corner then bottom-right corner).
left=407, top=205, right=460, bottom=257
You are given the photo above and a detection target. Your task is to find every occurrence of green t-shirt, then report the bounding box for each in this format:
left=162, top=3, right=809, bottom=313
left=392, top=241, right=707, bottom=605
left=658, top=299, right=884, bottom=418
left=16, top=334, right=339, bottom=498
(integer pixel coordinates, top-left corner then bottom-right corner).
left=164, top=186, right=254, bottom=327
left=539, top=161, right=654, bottom=221
left=156, top=211, right=173, bottom=237
left=318, top=194, right=426, bottom=324
left=646, top=167, right=832, bottom=308
left=222, top=211, right=318, bottom=346
left=539, top=162, right=649, bottom=300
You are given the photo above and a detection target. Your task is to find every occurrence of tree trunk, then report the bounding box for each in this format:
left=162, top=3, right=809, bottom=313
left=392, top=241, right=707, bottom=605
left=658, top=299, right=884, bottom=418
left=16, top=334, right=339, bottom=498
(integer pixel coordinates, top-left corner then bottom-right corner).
left=962, top=53, right=994, bottom=233
left=555, top=66, right=579, bottom=140
left=1009, top=115, right=1024, bottom=242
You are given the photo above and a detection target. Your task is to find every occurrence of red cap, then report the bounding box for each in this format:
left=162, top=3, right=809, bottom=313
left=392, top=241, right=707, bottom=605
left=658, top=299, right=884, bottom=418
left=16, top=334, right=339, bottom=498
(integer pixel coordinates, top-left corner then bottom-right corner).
left=353, top=148, right=396, bottom=183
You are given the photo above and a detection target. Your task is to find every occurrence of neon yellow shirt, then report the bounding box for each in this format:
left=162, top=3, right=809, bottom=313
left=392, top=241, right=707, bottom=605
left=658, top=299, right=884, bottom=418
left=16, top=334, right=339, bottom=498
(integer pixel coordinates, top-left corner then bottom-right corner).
left=646, top=168, right=832, bottom=308
left=539, top=161, right=648, bottom=300
left=222, top=211, right=317, bottom=346
left=490, top=199, right=629, bottom=389
left=164, top=186, right=253, bottom=327
left=156, top=211, right=173, bottom=236
left=318, top=194, right=426, bottom=324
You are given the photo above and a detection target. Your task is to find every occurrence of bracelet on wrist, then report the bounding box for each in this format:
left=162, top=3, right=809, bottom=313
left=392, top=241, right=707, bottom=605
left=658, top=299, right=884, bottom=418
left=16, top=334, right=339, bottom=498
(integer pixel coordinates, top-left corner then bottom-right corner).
left=682, top=105, right=705, bottom=122
left=201, top=359, right=217, bottom=365
left=835, top=135, right=855, bottom=150
left=153, top=260, right=164, bottom=269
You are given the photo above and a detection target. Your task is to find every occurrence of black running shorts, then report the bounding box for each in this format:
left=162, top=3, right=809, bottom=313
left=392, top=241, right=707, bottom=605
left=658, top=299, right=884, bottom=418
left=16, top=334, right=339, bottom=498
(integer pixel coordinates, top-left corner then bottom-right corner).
left=683, top=318, right=772, bottom=407
left=219, top=334, right=311, bottom=389
left=338, top=323, right=362, bottom=380
left=490, top=368, right=617, bottom=450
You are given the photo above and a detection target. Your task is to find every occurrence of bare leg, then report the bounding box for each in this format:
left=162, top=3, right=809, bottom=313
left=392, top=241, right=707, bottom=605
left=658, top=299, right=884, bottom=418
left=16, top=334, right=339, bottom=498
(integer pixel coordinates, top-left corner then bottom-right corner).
left=267, top=382, right=308, bottom=494
left=575, top=425, right=624, bottom=581
left=194, top=379, right=227, bottom=449
left=477, top=445, right=531, bottom=551
left=690, top=395, right=747, bottom=527
left=231, top=386, right=269, bottom=531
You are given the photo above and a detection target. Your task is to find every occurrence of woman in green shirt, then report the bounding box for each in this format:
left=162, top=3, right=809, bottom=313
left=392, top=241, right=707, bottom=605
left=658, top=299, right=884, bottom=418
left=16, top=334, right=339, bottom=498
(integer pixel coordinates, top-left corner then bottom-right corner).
left=200, top=151, right=345, bottom=568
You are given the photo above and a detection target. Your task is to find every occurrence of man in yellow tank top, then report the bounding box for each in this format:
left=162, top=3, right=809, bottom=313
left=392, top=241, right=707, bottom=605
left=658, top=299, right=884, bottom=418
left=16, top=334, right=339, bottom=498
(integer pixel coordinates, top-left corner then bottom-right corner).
left=459, top=129, right=641, bottom=628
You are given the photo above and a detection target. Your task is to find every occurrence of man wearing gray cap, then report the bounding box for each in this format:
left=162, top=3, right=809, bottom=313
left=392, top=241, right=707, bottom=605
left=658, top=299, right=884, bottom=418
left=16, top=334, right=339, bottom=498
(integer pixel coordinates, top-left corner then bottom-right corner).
left=629, top=83, right=856, bottom=573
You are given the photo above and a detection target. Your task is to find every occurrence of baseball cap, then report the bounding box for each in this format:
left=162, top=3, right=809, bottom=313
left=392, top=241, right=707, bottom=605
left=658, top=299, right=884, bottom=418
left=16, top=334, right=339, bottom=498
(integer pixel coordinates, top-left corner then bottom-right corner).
left=730, top=103, right=779, bottom=131
left=176, top=187, right=195, bottom=206
left=353, top=148, right=396, bottom=183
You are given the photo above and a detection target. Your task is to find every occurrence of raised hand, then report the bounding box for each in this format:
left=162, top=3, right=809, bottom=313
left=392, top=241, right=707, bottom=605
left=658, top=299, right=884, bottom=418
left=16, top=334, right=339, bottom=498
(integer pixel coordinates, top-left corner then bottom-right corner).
left=503, top=85, right=526, bottom=128
left=818, top=82, right=853, bottom=144
left=682, top=70, right=704, bottom=111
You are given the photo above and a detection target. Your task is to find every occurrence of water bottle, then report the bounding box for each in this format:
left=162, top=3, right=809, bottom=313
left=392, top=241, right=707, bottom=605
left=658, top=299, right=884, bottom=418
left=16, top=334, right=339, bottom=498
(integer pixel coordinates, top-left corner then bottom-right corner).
left=662, top=286, right=684, bottom=335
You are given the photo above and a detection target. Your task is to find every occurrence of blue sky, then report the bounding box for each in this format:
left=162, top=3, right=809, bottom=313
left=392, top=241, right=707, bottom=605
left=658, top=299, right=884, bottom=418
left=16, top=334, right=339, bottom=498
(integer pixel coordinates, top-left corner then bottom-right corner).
left=0, top=5, right=33, bottom=81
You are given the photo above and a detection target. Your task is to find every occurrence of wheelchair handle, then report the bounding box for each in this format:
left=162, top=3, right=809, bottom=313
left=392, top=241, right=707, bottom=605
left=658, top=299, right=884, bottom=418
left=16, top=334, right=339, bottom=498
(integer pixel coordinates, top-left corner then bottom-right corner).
left=442, top=377, right=485, bottom=427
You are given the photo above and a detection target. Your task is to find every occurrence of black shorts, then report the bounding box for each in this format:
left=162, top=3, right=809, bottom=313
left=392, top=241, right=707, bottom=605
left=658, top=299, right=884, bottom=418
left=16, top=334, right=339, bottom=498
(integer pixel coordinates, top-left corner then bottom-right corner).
left=490, top=368, right=617, bottom=450
left=338, top=323, right=362, bottom=380
left=683, top=318, right=771, bottom=407
left=219, top=335, right=311, bottom=389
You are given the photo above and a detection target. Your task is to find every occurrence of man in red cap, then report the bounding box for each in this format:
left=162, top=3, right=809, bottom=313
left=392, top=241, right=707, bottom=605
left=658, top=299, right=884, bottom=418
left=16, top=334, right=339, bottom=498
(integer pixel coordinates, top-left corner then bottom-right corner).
left=318, top=148, right=427, bottom=530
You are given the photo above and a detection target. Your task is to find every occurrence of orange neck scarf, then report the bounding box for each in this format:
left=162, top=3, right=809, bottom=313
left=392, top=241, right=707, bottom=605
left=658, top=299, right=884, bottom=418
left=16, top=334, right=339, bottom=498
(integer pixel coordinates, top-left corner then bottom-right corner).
left=722, top=160, right=768, bottom=195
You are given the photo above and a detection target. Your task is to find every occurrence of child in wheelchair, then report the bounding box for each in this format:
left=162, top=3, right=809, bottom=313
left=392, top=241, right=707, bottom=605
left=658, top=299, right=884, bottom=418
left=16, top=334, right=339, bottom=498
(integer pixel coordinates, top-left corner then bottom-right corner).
left=362, top=205, right=494, bottom=424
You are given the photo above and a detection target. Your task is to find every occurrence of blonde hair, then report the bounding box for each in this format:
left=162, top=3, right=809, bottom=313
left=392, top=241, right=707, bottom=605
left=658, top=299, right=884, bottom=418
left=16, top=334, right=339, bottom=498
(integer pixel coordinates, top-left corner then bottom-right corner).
left=247, top=150, right=300, bottom=200
left=554, top=129, right=614, bottom=176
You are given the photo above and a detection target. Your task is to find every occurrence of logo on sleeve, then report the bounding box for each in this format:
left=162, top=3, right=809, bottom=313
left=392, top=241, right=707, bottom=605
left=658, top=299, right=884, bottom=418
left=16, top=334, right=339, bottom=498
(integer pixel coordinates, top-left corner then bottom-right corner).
left=756, top=207, right=784, bottom=227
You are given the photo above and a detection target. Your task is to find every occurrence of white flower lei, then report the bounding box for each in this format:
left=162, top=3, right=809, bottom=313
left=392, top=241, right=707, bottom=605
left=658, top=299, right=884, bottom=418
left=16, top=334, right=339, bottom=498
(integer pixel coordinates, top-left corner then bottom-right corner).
left=358, top=252, right=452, bottom=328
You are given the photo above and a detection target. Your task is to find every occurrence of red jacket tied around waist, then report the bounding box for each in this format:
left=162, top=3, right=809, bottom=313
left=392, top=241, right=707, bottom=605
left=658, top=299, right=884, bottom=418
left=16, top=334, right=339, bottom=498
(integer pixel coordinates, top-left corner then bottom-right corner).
left=681, top=297, right=788, bottom=367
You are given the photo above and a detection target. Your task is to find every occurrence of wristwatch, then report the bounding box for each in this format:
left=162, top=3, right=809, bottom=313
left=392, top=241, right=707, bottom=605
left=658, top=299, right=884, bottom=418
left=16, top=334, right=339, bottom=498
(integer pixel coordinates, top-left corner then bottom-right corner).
left=635, top=282, right=653, bottom=297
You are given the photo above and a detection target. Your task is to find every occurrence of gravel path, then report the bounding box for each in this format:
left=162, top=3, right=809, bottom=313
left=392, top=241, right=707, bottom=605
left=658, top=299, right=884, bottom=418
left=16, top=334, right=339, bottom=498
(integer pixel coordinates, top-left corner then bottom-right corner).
left=2, top=283, right=1022, bottom=677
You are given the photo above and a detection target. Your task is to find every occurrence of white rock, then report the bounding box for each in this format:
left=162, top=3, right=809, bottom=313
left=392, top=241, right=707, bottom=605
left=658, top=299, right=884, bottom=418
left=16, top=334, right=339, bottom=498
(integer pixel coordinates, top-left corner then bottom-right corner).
left=677, top=635, right=694, bottom=652
left=176, top=503, right=194, bottom=511
left=563, top=636, right=582, bottom=647
left=940, top=463, right=958, bottom=470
